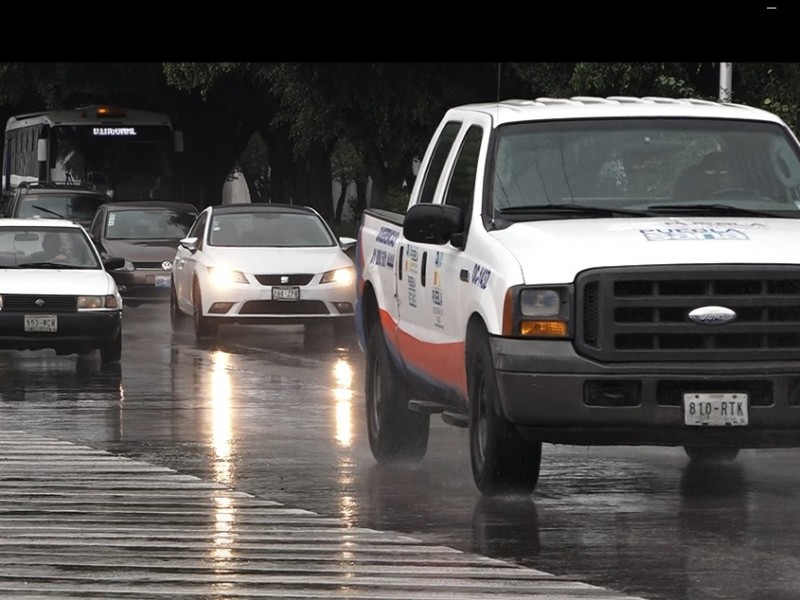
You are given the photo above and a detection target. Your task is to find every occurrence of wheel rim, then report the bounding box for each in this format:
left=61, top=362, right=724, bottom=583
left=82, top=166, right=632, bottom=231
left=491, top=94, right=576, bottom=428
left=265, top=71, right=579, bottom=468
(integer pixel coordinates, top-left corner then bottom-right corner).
left=193, top=287, right=202, bottom=331
left=476, top=372, right=489, bottom=468
left=368, top=352, right=381, bottom=436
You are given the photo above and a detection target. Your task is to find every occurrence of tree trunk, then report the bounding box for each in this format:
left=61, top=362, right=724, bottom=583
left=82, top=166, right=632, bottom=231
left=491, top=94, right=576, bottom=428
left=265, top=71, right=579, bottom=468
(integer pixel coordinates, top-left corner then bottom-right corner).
left=293, top=142, right=333, bottom=220
left=264, top=124, right=294, bottom=204
left=334, top=175, right=348, bottom=224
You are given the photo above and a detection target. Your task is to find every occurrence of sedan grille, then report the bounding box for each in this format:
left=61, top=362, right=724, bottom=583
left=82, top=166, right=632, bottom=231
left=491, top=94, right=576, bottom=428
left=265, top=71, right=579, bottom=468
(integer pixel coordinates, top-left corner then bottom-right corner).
left=2, top=294, right=77, bottom=313
left=132, top=261, right=170, bottom=270
left=240, top=300, right=329, bottom=315
left=254, top=274, right=314, bottom=286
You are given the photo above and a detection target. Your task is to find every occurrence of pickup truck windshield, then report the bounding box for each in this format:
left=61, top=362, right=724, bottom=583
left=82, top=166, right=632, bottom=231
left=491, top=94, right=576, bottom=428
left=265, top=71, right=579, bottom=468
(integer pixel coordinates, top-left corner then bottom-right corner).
left=491, top=117, right=800, bottom=218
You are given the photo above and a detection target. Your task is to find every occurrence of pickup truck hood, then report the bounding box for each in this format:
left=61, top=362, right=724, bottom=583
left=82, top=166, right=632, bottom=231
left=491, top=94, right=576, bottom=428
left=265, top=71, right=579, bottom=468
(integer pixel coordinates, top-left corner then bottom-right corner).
left=493, top=217, right=800, bottom=283
left=0, top=269, right=117, bottom=296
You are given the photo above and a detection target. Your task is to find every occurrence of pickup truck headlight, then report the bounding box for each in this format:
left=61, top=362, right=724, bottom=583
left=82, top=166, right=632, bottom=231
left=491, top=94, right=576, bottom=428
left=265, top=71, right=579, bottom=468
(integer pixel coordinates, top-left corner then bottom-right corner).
left=503, top=285, right=572, bottom=338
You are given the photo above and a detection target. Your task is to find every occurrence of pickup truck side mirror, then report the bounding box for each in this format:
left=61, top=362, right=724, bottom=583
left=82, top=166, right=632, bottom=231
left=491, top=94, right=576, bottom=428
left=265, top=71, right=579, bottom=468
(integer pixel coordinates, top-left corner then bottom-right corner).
left=403, top=203, right=463, bottom=246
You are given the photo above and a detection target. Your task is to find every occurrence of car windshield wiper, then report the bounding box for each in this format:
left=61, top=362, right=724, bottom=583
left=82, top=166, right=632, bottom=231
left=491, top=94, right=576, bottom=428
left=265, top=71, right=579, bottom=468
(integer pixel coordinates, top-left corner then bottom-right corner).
left=646, top=203, right=796, bottom=218
left=16, top=262, right=85, bottom=269
left=497, top=204, right=655, bottom=218
left=31, top=205, right=65, bottom=218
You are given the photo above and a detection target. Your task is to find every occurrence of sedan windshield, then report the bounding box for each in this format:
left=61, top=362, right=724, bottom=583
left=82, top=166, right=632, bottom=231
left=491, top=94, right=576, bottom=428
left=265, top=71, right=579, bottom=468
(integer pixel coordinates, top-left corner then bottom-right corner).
left=105, top=209, right=197, bottom=240
left=0, top=227, right=100, bottom=268
left=209, top=212, right=336, bottom=247
left=492, top=117, right=800, bottom=220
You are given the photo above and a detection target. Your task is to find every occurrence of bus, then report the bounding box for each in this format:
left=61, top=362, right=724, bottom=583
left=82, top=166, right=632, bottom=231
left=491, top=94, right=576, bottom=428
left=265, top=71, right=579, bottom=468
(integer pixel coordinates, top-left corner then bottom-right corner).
left=1, top=105, right=183, bottom=203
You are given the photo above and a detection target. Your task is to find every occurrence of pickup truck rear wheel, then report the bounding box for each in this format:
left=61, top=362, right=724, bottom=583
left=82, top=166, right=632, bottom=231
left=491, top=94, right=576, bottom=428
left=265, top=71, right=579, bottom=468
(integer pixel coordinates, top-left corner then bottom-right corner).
left=468, top=327, right=541, bottom=496
left=365, top=324, right=429, bottom=463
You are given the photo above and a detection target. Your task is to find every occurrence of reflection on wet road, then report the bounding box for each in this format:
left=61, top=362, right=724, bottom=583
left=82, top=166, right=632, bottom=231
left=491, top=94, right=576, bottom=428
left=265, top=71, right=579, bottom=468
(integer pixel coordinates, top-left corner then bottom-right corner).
left=1, top=303, right=800, bottom=599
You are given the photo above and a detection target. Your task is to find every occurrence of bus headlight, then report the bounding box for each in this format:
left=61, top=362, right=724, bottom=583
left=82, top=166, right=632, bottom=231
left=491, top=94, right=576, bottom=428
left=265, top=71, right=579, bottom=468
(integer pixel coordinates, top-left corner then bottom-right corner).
left=503, top=285, right=572, bottom=338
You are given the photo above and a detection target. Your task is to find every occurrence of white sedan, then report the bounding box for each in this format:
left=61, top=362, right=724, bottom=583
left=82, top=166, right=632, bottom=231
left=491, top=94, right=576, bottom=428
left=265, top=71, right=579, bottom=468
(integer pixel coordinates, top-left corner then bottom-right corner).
left=0, top=218, right=124, bottom=366
left=170, top=204, right=357, bottom=342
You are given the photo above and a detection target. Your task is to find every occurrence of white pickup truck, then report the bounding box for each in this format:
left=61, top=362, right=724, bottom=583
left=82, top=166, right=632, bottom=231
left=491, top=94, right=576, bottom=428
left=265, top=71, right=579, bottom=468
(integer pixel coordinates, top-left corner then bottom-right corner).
left=355, top=96, right=800, bottom=496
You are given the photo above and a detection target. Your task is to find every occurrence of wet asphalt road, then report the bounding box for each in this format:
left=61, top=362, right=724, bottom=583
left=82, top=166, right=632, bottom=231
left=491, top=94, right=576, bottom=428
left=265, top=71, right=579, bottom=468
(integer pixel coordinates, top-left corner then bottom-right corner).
left=1, top=302, right=800, bottom=599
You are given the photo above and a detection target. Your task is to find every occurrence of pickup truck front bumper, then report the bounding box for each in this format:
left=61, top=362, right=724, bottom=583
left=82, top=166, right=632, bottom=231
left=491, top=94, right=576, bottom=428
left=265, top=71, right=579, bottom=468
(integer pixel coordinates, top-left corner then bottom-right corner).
left=491, top=336, right=800, bottom=447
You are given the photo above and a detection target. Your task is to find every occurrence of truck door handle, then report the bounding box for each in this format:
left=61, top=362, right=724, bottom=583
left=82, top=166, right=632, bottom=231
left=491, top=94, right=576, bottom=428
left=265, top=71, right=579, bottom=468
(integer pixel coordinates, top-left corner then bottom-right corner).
left=460, top=269, right=469, bottom=282
left=398, top=246, right=404, bottom=280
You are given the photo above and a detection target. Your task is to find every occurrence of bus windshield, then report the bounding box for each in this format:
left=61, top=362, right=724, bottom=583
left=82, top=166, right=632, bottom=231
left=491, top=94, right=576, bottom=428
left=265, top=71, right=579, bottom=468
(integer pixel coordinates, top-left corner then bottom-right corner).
left=50, top=125, right=174, bottom=201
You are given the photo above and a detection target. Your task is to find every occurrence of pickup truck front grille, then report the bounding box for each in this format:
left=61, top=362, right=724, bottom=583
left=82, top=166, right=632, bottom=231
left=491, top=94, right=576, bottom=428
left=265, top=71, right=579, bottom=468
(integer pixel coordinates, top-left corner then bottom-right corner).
left=576, top=266, right=800, bottom=362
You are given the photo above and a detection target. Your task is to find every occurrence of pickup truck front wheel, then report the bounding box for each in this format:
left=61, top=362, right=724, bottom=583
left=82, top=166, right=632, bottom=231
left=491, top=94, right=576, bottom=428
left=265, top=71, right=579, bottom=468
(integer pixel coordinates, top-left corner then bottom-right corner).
left=468, top=327, right=541, bottom=496
left=365, top=324, right=429, bottom=463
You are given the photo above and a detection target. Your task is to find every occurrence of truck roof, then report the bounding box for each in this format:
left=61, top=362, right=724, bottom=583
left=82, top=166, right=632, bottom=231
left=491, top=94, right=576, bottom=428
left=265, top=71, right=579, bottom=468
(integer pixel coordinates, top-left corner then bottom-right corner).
left=451, top=96, right=786, bottom=127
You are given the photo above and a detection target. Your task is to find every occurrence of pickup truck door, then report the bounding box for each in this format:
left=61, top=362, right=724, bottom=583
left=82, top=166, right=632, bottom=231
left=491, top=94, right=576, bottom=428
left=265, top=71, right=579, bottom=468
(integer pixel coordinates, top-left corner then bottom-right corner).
left=396, top=122, right=486, bottom=400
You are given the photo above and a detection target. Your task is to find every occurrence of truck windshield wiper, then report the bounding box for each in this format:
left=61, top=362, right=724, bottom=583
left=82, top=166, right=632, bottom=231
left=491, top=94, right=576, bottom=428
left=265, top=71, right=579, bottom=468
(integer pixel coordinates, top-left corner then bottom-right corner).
left=31, top=205, right=65, bottom=218
left=646, top=203, right=796, bottom=218
left=497, top=204, right=655, bottom=218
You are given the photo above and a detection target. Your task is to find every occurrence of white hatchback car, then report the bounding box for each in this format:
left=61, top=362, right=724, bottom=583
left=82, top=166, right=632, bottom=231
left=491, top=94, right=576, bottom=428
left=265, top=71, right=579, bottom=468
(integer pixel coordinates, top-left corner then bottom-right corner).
left=170, top=204, right=357, bottom=342
left=0, top=218, right=124, bottom=366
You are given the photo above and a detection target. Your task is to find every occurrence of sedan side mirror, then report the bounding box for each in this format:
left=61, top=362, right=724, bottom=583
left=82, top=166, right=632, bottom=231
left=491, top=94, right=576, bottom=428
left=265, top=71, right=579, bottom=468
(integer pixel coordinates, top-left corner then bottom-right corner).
left=103, top=256, right=125, bottom=270
left=179, top=237, right=198, bottom=252
left=339, top=236, right=357, bottom=252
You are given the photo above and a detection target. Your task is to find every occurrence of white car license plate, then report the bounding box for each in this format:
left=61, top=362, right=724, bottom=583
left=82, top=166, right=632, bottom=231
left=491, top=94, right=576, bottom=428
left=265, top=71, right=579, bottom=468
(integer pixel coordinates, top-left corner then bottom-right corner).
left=683, top=392, right=748, bottom=426
left=24, top=315, right=57, bottom=332
left=155, top=275, right=171, bottom=288
left=272, top=286, right=299, bottom=301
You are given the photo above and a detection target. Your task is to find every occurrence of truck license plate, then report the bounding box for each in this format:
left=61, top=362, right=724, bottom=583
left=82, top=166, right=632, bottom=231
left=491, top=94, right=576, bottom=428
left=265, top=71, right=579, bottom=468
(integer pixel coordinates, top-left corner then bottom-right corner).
left=684, top=392, right=748, bottom=426
left=272, top=286, right=299, bottom=301
left=24, top=315, right=57, bottom=332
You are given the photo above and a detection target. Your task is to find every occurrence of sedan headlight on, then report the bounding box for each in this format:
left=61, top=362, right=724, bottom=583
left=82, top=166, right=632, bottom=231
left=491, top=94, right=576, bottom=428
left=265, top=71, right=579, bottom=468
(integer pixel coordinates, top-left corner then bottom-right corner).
left=208, top=266, right=248, bottom=287
left=503, top=285, right=572, bottom=338
left=321, top=266, right=355, bottom=285
left=78, top=295, right=120, bottom=309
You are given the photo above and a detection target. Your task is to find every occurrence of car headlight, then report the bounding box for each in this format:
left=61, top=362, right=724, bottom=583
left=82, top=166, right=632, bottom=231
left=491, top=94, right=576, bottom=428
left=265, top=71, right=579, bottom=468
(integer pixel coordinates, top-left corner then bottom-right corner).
left=78, top=295, right=120, bottom=309
left=321, top=266, right=355, bottom=285
left=208, top=266, right=248, bottom=287
left=503, top=285, right=572, bottom=338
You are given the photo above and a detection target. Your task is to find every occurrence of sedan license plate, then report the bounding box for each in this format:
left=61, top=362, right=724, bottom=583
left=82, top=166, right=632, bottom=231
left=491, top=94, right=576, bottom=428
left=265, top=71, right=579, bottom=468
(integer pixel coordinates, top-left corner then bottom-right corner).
left=155, top=275, right=171, bottom=288
left=24, top=315, right=57, bottom=332
left=684, top=392, right=748, bottom=426
left=272, top=286, right=299, bottom=301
